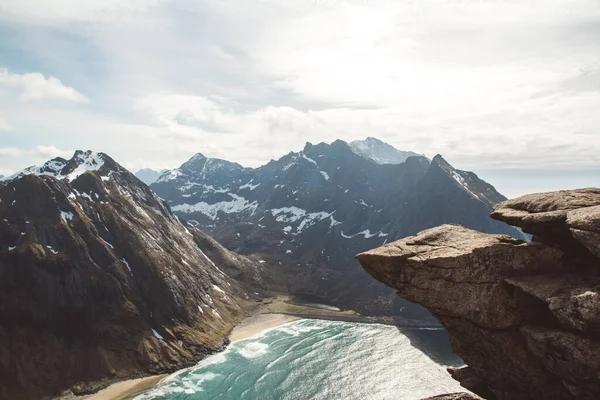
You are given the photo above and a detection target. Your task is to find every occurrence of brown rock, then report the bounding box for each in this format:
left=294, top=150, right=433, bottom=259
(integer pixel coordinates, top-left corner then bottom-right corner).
left=491, top=188, right=600, bottom=258
left=357, top=189, right=600, bottom=400
left=506, top=274, right=600, bottom=335
left=522, top=326, right=600, bottom=399
left=357, top=225, right=564, bottom=330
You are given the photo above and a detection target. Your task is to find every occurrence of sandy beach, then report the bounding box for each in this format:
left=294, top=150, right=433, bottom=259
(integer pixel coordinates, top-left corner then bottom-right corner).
left=63, top=295, right=360, bottom=400
left=229, top=313, right=302, bottom=342
left=75, top=375, right=167, bottom=400
left=70, top=312, right=303, bottom=400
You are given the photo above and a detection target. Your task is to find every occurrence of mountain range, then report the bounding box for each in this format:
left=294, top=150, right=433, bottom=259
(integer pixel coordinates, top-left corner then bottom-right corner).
left=150, top=138, right=523, bottom=316
left=349, top=137, right=426, bottom=164
left=0, top=151, right=264, bottom=399
left=0, top=138, right=522, bottom=398
left=135, top=168, right=167, bottom=185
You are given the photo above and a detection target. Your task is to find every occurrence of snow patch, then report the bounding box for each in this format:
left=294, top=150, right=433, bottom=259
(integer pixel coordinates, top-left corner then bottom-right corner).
left=271, top=207, right=333, bottom=234
left=60, top=211, right=74, bottom=222
left=100, top=237, right=115, bottom=249
left=121, top=258, right=133, bottom=276
left=302, top=153, right=318, bottom=166
left=172, top=193, right=257, bottom=220
left=152, top=328, right=165, bottom=340
left=239, top=179, right=260, bottom=191
left=212, top=284, right=225, bottom=294
left=329, top=215, right=342, bottom=228
left=341, top=229, right=387, bottom=239
left=46, top=245, right=58, bottom=254
left=451, top=171, right=483, bottom=202
left=65, top=152, right=106, bottom=182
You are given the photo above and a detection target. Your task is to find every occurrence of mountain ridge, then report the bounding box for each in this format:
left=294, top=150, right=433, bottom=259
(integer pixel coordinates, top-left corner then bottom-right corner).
left=150, top=138, right=523, bottom=317
left=349, top=137, right=425, bottom=164
left=0, top=150, right=264, bottom=399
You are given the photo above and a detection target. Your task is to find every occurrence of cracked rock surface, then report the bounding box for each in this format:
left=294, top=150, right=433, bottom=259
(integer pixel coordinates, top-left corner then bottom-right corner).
left=358, top=188, right=600, bottom=400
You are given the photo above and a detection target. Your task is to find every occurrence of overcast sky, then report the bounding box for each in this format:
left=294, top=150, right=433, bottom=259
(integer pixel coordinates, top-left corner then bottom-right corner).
left=0, top=0, right=599, bottom=197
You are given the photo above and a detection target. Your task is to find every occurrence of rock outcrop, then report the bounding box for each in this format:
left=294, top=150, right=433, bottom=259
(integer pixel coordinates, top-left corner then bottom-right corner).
left=357, top=188, right=600, bottom=400
left=0, top=151, right=264, bottom=400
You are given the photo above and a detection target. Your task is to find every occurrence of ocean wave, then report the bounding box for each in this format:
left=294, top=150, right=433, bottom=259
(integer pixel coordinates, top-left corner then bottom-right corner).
left=135, top=319, right=466, bottom=400
left=237, top=341, right=270, bottom=359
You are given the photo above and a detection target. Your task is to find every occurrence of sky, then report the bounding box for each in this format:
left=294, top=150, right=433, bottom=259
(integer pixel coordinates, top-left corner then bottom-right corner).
left=0, top=0, right=599, bottom=197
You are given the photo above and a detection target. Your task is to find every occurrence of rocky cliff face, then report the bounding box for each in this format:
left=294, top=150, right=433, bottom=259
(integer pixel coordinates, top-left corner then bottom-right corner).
left=0, top=151, right=264, bottom=400
left=357, top=188, right=600, bottom=400
left=151, top=139, right=522, bottom=317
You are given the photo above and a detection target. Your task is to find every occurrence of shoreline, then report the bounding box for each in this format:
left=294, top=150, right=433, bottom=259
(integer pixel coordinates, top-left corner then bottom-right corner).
left=229, top=313, right=302, bottom=342
left=65, top=375, right=168, bottom=400
left=65, top=295, right=440, bottom=400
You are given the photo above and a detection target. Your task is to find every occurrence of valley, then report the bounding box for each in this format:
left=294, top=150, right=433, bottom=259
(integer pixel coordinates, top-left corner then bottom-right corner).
left=1, top=139, right=595, bottom=400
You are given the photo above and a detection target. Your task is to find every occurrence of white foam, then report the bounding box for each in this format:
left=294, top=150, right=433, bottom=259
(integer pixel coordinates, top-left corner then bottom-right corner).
left=237, top=341, right=270, bottom=359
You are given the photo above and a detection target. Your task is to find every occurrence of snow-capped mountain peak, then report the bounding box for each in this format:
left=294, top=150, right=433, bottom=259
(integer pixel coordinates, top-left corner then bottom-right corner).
left=349, top=137, right=424, bottom=165
left=1, top=150, right=111, bottom=184
left=135, top=168, right=167, bottom=185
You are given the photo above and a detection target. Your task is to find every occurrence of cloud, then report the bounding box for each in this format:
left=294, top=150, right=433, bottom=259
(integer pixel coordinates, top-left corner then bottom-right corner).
left=0, top=116, right=12, bottom=131
left=34, top=145, right=73, bottom=159
left=0, top=67, right=88, bottom=103
left=0, top=0, right=599, bottom=197
left=0, top=147, right=22, bottom=158
left=0, top=0, right=162, bottom=23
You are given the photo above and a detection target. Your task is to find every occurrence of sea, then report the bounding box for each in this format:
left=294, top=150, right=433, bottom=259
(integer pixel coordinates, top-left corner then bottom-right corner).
left=134, top=319, right=466, bottom=400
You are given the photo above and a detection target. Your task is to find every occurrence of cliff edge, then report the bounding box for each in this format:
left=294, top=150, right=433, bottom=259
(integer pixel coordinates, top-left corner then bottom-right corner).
left=357, top=188, right=600, bottom=400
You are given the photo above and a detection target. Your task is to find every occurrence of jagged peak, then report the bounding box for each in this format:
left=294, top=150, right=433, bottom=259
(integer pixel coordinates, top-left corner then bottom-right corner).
left=349, top=137, right=424, bottom=165
left=1, top=150, right=115, bottom=184
left=431, top=154, right=449, bottom=164
left=189, top=152, right=207, bottom=161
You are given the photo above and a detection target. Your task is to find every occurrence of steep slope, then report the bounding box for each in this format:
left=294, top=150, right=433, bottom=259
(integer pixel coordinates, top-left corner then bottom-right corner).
left=135, top=168, right=167, bottom=185
left=0, top=151, right=263, bottom=399
left=393, top=155, right=518, bottom=238
left=357, top=188, right=600, bottom=400
left=350, top=137, right=424, bottom=164
left=151, top=139, right=523, bottom=317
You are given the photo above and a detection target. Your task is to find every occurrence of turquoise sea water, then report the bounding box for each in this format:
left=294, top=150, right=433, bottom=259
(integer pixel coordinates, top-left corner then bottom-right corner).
left=134, top=319, right=465, bottom=400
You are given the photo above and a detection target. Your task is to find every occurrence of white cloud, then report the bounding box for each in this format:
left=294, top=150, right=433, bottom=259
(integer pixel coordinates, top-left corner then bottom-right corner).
left=0, top=67, right=88, bottom=103
left=34, top=145, right=73, bottom=159
left=0, top=0, right=162, bottom=23
left=0, top=0, right=599, bottom=196
left=0, top=116, right=12, bottom=131
left=0, top=147, right=22, bottom=158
